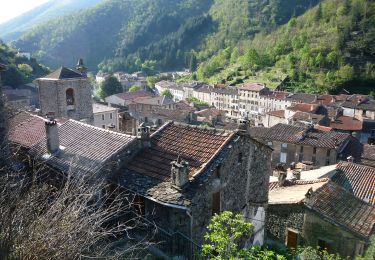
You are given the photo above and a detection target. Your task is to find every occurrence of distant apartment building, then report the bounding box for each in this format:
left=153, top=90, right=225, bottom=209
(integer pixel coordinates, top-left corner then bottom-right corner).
left=238, top=83, right=269, bottom=118
left=211, top=86, right=239, bottom=118
left=93, top=103, right=119, bottom=131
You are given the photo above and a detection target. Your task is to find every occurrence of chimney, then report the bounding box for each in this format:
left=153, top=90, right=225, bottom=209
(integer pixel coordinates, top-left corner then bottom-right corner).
left=45, top=115, right=60, bottom=154
left=237, top=118, right=249, bottom=134
left=278, top=171, right=287, bottom=187
left=347, top=156, right=354, bottom=163
left=137, top=122, right=151, bottom=149
left=171, top=155, right=189, bottom=188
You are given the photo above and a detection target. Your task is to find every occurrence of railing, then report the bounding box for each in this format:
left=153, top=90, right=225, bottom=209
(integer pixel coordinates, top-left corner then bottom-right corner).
left=151, top=226, right=202, bottom=260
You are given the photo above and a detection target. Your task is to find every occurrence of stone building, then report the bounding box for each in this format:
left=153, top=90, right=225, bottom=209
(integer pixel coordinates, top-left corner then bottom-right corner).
left=93, top=103, right=119, bottom=130
left=250, top=123, right=356, bottom=168
left=105, top=90, right=152, bottom=106
left=115, top=121, right=272, bottom=254
left=35, top=64, right=93, bottom=122
left=266, top=162, right=375, bottom=258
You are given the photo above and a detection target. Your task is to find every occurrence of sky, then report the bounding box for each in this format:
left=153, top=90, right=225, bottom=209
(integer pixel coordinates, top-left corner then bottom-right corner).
left=0, top=0, right=50, bottom=24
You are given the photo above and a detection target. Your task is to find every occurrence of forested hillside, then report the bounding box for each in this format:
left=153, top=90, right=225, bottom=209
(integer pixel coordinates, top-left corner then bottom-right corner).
left=12, top=0, right=316, bottom=73
left=0, top=0, right=102, bottom=42
left=198, top=0, right=375, bottom=94
left=0, top=41, right=49, bottom=87
left=10, top=0, right=374, bottom=94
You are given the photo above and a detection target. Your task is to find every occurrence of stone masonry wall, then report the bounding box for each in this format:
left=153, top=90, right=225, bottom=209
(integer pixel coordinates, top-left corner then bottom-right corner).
left=266, top=204, right=305, bottom=244
left=38, top=78, right=93, bottom=122
left=190, top=134, right=272, bottom=244
left=303, top=210, right=365, bottom=258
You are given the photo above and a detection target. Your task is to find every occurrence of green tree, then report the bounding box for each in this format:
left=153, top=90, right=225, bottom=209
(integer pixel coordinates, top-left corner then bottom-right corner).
left=128, top=85, right=142, bottom=92
left=314, top=2, right=323, bottom=22
left=202, top=211, right=253, bottom=259
left=161, top=89, right=173, bottom=99
left=98, top=76, right=122, bottom=99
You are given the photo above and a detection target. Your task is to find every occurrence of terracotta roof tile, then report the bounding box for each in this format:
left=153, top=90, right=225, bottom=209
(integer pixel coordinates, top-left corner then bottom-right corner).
left=126, top=122, right=234, bottom=181
left=333, top=162, right=375, bottom=205
left=305, top=181, right=375, bottom=238
left=267, top=110, right=285, bottom=118
left=329, top=116, right=363, bottom=131
left=9, top=112, right=46, bottom=148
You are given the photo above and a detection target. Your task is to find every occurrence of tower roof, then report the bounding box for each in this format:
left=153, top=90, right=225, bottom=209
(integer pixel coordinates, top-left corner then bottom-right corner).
left=43, top=67, right=83, bottom=80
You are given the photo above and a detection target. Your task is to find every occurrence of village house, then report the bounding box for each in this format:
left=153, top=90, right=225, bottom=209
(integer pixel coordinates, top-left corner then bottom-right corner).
left=130, top=96, right=176, bottom=112
left=192, top=84, right=214, bottom=105
left=113, top=72, right=148, bottom=92
left=93, top=103, right=119, bottom=131
left=250, top=123, right=357, bottom=168
left=266, top=162, right=375, bottom=258
left=105, top=90, right=153, bottom=106
left=112, top=120, right=272, bottom=257
left=360, top=144, right=375, bottom=168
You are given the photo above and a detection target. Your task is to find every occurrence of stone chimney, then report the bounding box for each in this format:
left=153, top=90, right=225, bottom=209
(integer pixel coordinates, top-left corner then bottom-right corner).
left=171, top=155, right=189, bottom=188
left=137, top=122, right=151, bottom=149
left=45, top=115, right=60, bottom=154
left=237, top=118, right=249, bottom=135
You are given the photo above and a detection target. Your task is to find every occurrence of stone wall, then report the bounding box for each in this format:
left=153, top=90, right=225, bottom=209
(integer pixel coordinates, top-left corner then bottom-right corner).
left=37, top=78, right=93, bottom=122
left=266, top=204, right=305, bottom=244
left=190, top=134, right=272, bottom=245
left=303, top=210, right=366, bottom=258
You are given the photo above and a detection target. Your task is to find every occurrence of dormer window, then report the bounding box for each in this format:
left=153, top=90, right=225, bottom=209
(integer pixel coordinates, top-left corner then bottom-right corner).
left=66, top=88, right=75, bottom=106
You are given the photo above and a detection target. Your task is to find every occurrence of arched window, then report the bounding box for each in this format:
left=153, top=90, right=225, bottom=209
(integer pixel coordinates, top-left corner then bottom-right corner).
left=66, top=88, right=75, bottom=106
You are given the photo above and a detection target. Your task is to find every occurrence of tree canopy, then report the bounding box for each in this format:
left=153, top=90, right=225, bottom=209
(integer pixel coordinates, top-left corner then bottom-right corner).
left=98, top=75, right=122, bottom=98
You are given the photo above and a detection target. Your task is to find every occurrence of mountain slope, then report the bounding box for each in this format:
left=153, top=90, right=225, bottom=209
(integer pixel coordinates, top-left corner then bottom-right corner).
left=12, top=0, right=316, bottom=73
left=0, top=0, right=102, bottom=42
left=0, top=41, right=49, bottom=87
left=197, top=0, right=375, bottom=94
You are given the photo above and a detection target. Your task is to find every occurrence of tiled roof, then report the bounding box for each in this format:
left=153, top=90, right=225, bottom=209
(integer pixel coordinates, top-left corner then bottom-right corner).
left=305, top=181, right=375, bottom=238
left=133, top=96, right=174, bottom=106
left=212, top=87, right=238, bottom=95
left=286, top=93, right=317, bottom=103
left=9, top=112, right=46, bottom=148
left=29, top=120, right=136, bottom=173
left=291, top=112, right=325, bottom=123
left=195, top=108, right=226, bottom=118
left=287, top=103, right=319, bottom=113
left=329, top=116, right=363, bottom=131
left=239, top=82, right=266, bottom=92
left=361, top=145, right=375, bottom=168
left=333, top=162, right=375, bottom=205
left=126, top=122, right=234, bottom=181
left=315, top=95, right=337, bottom=105
left=93, top=103, right=118, bottom=113
left=42, top=67, right=83, bottom=80
left=250, top=123, right=350, bottom=149
left=267, top=110, right=285, bottom=118
left=113, top=90, right=152, bottom=101
left=260, top=91, right=290, bottom=100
